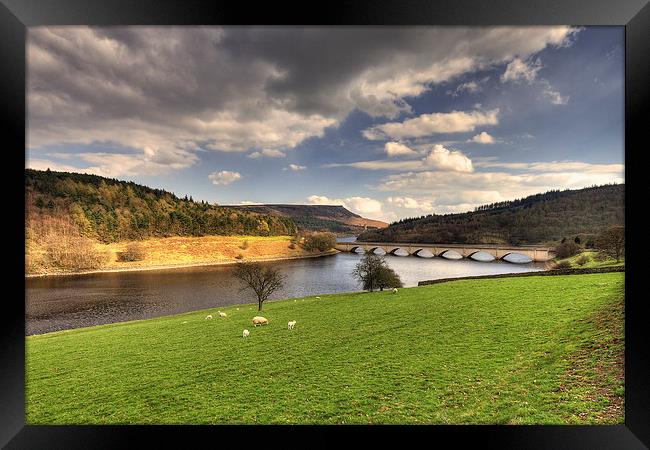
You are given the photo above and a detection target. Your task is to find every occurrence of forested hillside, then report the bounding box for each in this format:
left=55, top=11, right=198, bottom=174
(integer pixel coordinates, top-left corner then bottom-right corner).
left=25, top=169, right=297, bottom=243
left=358, top=184, right=624, bottom=245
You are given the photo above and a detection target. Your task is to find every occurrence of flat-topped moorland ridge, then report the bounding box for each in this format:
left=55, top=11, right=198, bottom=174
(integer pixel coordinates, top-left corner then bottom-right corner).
left=26, top=272, right=624, bottom=425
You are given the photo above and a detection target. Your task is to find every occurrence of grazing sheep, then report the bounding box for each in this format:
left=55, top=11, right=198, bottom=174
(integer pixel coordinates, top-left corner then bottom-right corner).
left=316, top=296, right=321, bottom=300
left=252, top=316, right=268, bottom=326
left=392, top=288, right=398, bottom=294
left=205, top=314, right=213, bottom=320
left=288, top=320, right=296, bottom=330
left=219, top=311, right=227, bottom=318
left=242, top=329, right=250, bottom=338
left=236, top=307, right=240, bottom=311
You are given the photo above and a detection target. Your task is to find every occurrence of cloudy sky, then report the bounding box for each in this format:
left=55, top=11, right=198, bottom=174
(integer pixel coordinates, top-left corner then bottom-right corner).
left=26, top=26, right=624, bottom=223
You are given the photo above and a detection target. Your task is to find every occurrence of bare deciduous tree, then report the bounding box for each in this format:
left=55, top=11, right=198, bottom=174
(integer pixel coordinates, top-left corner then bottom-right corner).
left=233, top=262, right=285, bottom=311
left=596, top=225, right=625, bottom=262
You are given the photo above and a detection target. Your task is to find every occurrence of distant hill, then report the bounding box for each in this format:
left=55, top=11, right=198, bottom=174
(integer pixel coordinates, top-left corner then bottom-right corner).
left=358, top=184, right=624, bottom=245
left=25, top=169, right=297, bottom=243
left=227, top=204, right=388, bottom=235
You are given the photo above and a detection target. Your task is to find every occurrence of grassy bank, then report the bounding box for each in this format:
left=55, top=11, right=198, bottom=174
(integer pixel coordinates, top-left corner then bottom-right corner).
left=553, top=251, right=624, bottom=269
left=26, top=272, right=624, bottom=424
left=27, top=235, right=325, bottom=276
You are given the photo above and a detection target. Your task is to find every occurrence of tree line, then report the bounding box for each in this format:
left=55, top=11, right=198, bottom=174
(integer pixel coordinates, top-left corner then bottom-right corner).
left=25, top=168, right=298, bottom=243
left=360, top=184, right=624, bottom=245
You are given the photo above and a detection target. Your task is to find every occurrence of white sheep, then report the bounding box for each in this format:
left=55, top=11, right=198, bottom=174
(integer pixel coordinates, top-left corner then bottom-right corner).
left=242, top=329, right=250, bottom=338
left=288, top=320, right=296, bottom=330
left=219, top=311, right=227, bottom=318
left=392, top=288, right=398, bottom=294
left=316, top=296, right=321, bottom=300
left=205, top=314, right=213, bottom=320
left=252, top=316, right=268, bottom=326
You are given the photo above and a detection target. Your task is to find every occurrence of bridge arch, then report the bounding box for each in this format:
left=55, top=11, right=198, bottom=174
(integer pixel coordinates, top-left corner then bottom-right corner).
left=349, top=246, right=365, bottom=254
left=440, top=249, right=463, bottom=260
left=389, top=248, right=410, bottom=256
left=369, top=247, right=386, bottom=255
left=469, top=250, right=496, bottom=262
left=413, top=249, right=434, bottom=258
left=501, top=252, right=533, bottom=264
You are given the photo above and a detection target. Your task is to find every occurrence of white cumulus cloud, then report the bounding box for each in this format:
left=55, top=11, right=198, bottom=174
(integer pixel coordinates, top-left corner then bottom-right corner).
left=422, top=145, right=473, bottom=173
left=26, top=158, right=103, bottom=176
left=373, top=161, right=623, bottom=214
left=363, top=108, right=499, bottom=140
left=384, top=141, right=417, bottom=157
left=501, top=58, right=569, bottom=105
left=306, top=194, right=385, bottom=218
left=208, top=170, right=242, bottom=185
left=387, top=196, right=435, bottom=211
left=540, top=80, right=569, bottom=105
left=469, top=131, right=496, bottom=144
left=501, top=57, right=541, bottom=83
left=247, top=148, right=287, bottom=158
left=323, top=144, right=473, bottom=173
left=447, top=76, right=490, bottom=97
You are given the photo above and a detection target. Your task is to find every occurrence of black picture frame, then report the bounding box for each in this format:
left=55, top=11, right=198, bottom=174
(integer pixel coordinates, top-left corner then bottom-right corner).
left=2, top=0, right=648, bottom=448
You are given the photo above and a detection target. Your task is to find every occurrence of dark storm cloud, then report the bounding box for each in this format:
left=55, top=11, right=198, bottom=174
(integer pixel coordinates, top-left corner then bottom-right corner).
left=219, top=27, right=580, bottom=117
left=27, top=26, right=579, bottom=176
left=218, top=27, right=433, bottom=116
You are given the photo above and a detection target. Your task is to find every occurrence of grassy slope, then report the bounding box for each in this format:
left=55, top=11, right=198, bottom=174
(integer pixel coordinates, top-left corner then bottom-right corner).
left=554, top=251, right=625, bottom=269
left=101, top=235, right=317, bottom=269
left=28, top=235, right=330, bottom=276
left=26, top=273, right=624, bottom=425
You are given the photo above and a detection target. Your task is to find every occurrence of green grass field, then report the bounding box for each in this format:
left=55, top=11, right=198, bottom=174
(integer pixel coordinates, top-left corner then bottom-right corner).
left=26, top=272, right=624, bottom=425
left=554, top=251, right=624, bottom=269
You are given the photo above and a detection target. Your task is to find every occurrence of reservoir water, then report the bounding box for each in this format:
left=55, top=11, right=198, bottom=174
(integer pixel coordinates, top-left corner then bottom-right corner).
left=26, top=247, right=546, bottom=335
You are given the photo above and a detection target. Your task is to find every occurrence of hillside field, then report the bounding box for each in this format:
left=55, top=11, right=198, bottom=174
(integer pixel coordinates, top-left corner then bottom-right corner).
left=26, top=273, right=624, bottom=424
left=27, top=235, right=331, bottom=276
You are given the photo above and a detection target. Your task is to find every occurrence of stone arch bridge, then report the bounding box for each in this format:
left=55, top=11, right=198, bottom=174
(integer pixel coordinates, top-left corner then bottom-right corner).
left=334, top=242, right=555, bottom=263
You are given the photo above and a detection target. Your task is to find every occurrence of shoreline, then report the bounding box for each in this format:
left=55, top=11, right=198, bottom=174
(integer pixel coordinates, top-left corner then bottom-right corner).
left=27, top=268, right=619, bottom=338
left=25, top=249, right=340, bottom=279
left=27, top=265, right=552, bottom=337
